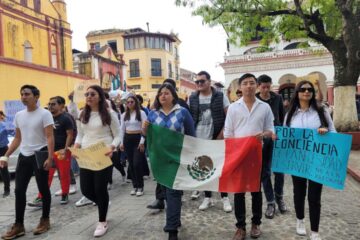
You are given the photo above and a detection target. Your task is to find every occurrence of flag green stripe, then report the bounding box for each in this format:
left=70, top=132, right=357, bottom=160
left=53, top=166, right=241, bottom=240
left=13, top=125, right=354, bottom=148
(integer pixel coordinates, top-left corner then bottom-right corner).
left=147, top=124, right=183, bottom=188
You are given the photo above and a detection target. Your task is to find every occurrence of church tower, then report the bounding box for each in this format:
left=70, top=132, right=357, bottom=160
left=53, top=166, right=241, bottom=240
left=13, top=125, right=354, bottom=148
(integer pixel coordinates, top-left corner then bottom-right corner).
left=52, top=0, right=67, bottom=22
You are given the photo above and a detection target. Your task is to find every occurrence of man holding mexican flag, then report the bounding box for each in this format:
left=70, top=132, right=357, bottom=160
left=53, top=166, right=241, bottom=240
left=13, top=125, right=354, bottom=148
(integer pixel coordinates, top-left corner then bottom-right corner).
left=224, top=73, right=275, bottom=240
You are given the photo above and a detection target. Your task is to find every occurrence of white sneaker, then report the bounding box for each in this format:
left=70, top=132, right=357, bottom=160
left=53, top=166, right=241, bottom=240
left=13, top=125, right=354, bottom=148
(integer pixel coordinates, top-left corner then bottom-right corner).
left=143, top=175, right=150, bottom=180
left=222, top=197, right=232, bottom=212
left=130, top=189, right=137, bottom=195
left=75, top=196, right=92, bottom=207
left=136, top=188, right=144, bottom=196
left=94, top=221, right=108, bottom=237
left=191, top=191, right=200, bottom=200
left=310, top=232, right=322, bottom=240
left=296, top=218, right=307, bottom=236
left=199, top=197, right=214, bottom=210
left=69, top=184, right=77, bottom=195
left=54, top=189, right=62, bottom=196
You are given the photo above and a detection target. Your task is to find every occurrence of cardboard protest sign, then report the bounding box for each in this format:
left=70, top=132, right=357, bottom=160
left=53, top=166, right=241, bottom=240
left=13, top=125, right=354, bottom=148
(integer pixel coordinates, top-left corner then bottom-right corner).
left=272, top=127, right=352, bottom=190
left=73, top=79, right=100, bottom=103
left=69, top=142, right=112, bottom=171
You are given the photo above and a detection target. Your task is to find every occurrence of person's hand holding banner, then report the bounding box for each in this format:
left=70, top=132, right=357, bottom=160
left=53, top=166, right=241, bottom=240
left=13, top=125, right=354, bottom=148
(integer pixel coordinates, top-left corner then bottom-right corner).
left=69, top=142, right=113, bottom=171
left=272, top=127, right=352, bottom=190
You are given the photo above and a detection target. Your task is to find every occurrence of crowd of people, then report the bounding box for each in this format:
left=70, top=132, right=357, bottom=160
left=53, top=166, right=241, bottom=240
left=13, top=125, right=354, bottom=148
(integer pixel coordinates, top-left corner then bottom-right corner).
left=0, top=70, right=337, bottom=240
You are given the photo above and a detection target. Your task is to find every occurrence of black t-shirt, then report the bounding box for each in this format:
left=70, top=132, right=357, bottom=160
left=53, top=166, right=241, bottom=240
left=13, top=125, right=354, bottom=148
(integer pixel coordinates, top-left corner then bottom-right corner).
left=53, top=113, right=75, bottom=151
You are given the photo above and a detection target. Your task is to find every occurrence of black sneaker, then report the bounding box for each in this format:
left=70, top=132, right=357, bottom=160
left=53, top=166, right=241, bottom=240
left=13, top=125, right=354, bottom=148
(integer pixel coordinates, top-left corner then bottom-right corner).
left=60, top=195, right=69, bottom=205
left=276, top=198, right=288, bottom=213
left=265, top=203, right=275, bottom=219
left=147, top=199, right=165, bottom=210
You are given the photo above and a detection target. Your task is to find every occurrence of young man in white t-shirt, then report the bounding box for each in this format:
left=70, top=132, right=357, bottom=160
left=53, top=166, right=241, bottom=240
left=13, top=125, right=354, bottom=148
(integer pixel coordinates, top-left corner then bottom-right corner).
left=0, top=85, right=54, bottom=239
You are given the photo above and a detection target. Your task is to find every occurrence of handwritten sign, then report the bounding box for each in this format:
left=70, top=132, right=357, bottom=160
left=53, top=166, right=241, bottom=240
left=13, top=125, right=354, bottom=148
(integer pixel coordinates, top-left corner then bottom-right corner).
left=73, top=79, right=100, bottom=103
left=69, top=142, right=112, bottom=171
left=272, top=127, right=352, bottom=190
left=4, top=100, right=25, bottom=130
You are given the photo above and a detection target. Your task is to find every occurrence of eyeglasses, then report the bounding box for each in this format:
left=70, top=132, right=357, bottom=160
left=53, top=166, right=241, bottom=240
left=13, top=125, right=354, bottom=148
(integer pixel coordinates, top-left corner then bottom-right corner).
left=298, top=87, right=314, bottom=93
left=195, top=80, right=206, bottom=85
left=84, top=92, right=97, bottom=97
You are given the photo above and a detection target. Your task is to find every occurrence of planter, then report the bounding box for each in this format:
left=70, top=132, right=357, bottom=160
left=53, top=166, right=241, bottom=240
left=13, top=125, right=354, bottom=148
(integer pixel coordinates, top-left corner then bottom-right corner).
left=344, top=131, right=360, bottom=150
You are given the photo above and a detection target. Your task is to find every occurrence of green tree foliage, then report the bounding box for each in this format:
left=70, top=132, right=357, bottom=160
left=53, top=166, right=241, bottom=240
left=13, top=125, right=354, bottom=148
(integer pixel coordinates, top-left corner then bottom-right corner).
left=176, top=0, right=360, bottom=87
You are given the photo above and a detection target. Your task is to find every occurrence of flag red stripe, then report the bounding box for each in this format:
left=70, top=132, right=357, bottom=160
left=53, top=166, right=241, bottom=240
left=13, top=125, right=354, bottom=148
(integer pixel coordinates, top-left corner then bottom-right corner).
left=219, top=137, right=262, bottom=193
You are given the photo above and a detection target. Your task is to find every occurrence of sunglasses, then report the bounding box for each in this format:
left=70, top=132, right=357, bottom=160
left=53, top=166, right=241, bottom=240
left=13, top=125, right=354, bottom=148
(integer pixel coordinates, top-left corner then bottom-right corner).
left=84, top=92, right=97, bottom=97
left=298, top=87, right=314, bottom=93
left=195, top=80, right=206, bottom=85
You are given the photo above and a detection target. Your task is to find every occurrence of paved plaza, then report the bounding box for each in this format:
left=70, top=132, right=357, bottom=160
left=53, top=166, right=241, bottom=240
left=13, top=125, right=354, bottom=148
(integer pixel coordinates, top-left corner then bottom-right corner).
left=0, top=167, right=359, bottom=240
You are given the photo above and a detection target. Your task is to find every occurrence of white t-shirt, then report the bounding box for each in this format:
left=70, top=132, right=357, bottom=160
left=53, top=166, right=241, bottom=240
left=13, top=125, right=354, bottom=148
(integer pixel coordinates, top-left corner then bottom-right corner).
left=14, top=107, right=54, bottom=156
left=195, top=93, right=230, bottom=140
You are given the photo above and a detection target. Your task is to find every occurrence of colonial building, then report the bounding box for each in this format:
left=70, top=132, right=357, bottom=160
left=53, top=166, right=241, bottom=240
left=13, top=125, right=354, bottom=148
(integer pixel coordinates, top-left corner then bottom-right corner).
left=179, top=68, right=196, bottom=100
left=72, top=44, right=126, bottom=91
left=86, top=28, right=181, bottom=101
left=0, top=0, right=89, bottom=112
left=221, top=39, right=360, bottom=103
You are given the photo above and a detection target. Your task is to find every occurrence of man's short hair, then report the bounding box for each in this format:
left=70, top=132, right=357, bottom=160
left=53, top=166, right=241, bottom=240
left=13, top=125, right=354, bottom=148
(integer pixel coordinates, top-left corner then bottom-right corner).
left=238, top=73, right=256, bottom=85
left=257, top=74, right=272, bottom=84
left=197, top=71, right=211, bottom=80
left=163, top=78, right=176, bottom=89
left=56, top=96, right=66, bottom=105
left=136, top=94, right=144, bottom=104
left=20, top=85, right=40, bottom=97
left=214, top=82, right=224, bottom=88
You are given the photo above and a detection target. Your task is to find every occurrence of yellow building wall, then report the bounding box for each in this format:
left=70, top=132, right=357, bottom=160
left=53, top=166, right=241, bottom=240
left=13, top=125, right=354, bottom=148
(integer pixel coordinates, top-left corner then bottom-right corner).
left=0, top=62, right=86, bottom=108
left=1, top=0, right=72, bottom=71
left=86, top=33, right=180, bottom=102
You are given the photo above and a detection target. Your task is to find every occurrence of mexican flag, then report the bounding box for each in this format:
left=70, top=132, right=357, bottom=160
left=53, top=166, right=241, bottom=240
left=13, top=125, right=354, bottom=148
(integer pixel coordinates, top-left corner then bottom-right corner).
left=147, top=124, right=263, bottom=193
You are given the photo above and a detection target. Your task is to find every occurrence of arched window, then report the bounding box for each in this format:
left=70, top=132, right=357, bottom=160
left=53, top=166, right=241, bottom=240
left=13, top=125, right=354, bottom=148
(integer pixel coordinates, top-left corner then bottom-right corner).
left=23, top=41, right=32, bottom=63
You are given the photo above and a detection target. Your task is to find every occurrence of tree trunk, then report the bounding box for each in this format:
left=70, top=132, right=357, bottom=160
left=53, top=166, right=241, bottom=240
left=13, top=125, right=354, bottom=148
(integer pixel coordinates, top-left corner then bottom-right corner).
left=333, top=86, right=358, bottom=132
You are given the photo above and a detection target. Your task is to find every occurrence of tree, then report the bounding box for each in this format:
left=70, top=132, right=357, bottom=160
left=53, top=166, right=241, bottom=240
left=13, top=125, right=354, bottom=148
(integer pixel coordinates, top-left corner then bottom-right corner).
left=176, top=0, right=360, bottom=131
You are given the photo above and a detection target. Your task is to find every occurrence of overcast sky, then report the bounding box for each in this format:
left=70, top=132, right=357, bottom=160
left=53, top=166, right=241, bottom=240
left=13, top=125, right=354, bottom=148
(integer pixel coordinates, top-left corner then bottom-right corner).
left=67, top=0, right=228, bottom=82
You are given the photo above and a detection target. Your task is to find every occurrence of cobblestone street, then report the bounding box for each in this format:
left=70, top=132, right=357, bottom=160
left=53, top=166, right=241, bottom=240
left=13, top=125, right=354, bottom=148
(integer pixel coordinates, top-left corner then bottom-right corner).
left=0, top=170, right=359, bottom=240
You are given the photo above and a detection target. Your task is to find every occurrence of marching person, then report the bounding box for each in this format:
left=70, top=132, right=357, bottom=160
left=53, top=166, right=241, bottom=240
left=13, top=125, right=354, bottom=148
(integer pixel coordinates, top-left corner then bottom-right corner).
left=144, top=83, right=195, bottom=240
left=188, top=71, right=232, bottom=213
left=0, top=85, right=54, bottom=239
left=285, top=80, right=335, bottom=240
left=120, top=95, right=147, bottom=196
left=256, top=74, right=287, bottom=218
left=224, top=74, right=274, bottom=240
left=28, top=96, right=74, bottom=207
left=74, top=85, right=121, bottom=237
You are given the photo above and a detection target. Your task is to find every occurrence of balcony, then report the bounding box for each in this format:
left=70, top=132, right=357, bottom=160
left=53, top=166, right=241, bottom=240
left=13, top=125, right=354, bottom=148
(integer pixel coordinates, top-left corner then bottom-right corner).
left=224, top=46, right=329, bottom=64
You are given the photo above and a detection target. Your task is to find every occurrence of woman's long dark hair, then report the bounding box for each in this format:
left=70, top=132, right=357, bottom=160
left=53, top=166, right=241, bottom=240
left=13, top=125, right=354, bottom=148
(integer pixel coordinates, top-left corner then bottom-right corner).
left=124, top=95, right=142, bottom=122
left=80, top=85, right=111, bottom=126
left=153, top=83, right=179, bottom=110
left=285, top=80, right=328, bottom=128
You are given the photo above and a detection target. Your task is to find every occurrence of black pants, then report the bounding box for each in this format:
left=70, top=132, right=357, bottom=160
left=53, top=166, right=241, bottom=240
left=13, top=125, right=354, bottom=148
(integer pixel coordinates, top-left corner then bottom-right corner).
left=205, top=191, right=228, bottom=198
left=124, top=134, right=145, bottom=189
left=155, top=183, right=165, bottom=201
left=108, top=151, right=126, bottom=184
left=80, top=166, right=111, bottom=222
left=234, top=192, right=262, bottom=229
left=15, top=153, right=51, bottom=224
left=292, top=176, right=323, bottom=232
left=0, top=146, right=10, bottom=192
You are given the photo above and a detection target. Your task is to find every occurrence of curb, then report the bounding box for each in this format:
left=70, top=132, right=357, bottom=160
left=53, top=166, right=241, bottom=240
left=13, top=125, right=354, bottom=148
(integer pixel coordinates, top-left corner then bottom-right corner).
left=348, top=166, right=360, bottom=182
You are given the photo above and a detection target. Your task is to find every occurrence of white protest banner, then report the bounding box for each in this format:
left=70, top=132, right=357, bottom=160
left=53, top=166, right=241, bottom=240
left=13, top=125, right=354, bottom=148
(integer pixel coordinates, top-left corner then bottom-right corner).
left=69, top=142, right=112, bottom=171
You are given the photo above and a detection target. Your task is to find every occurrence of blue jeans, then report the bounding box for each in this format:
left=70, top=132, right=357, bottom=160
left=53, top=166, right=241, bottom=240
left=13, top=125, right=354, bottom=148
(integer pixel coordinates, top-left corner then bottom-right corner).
left=163, top=187, right=182, bottom=232
left=71, top=157, right=79, bottom=174
left=261, top=138, right=284, bottom=204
